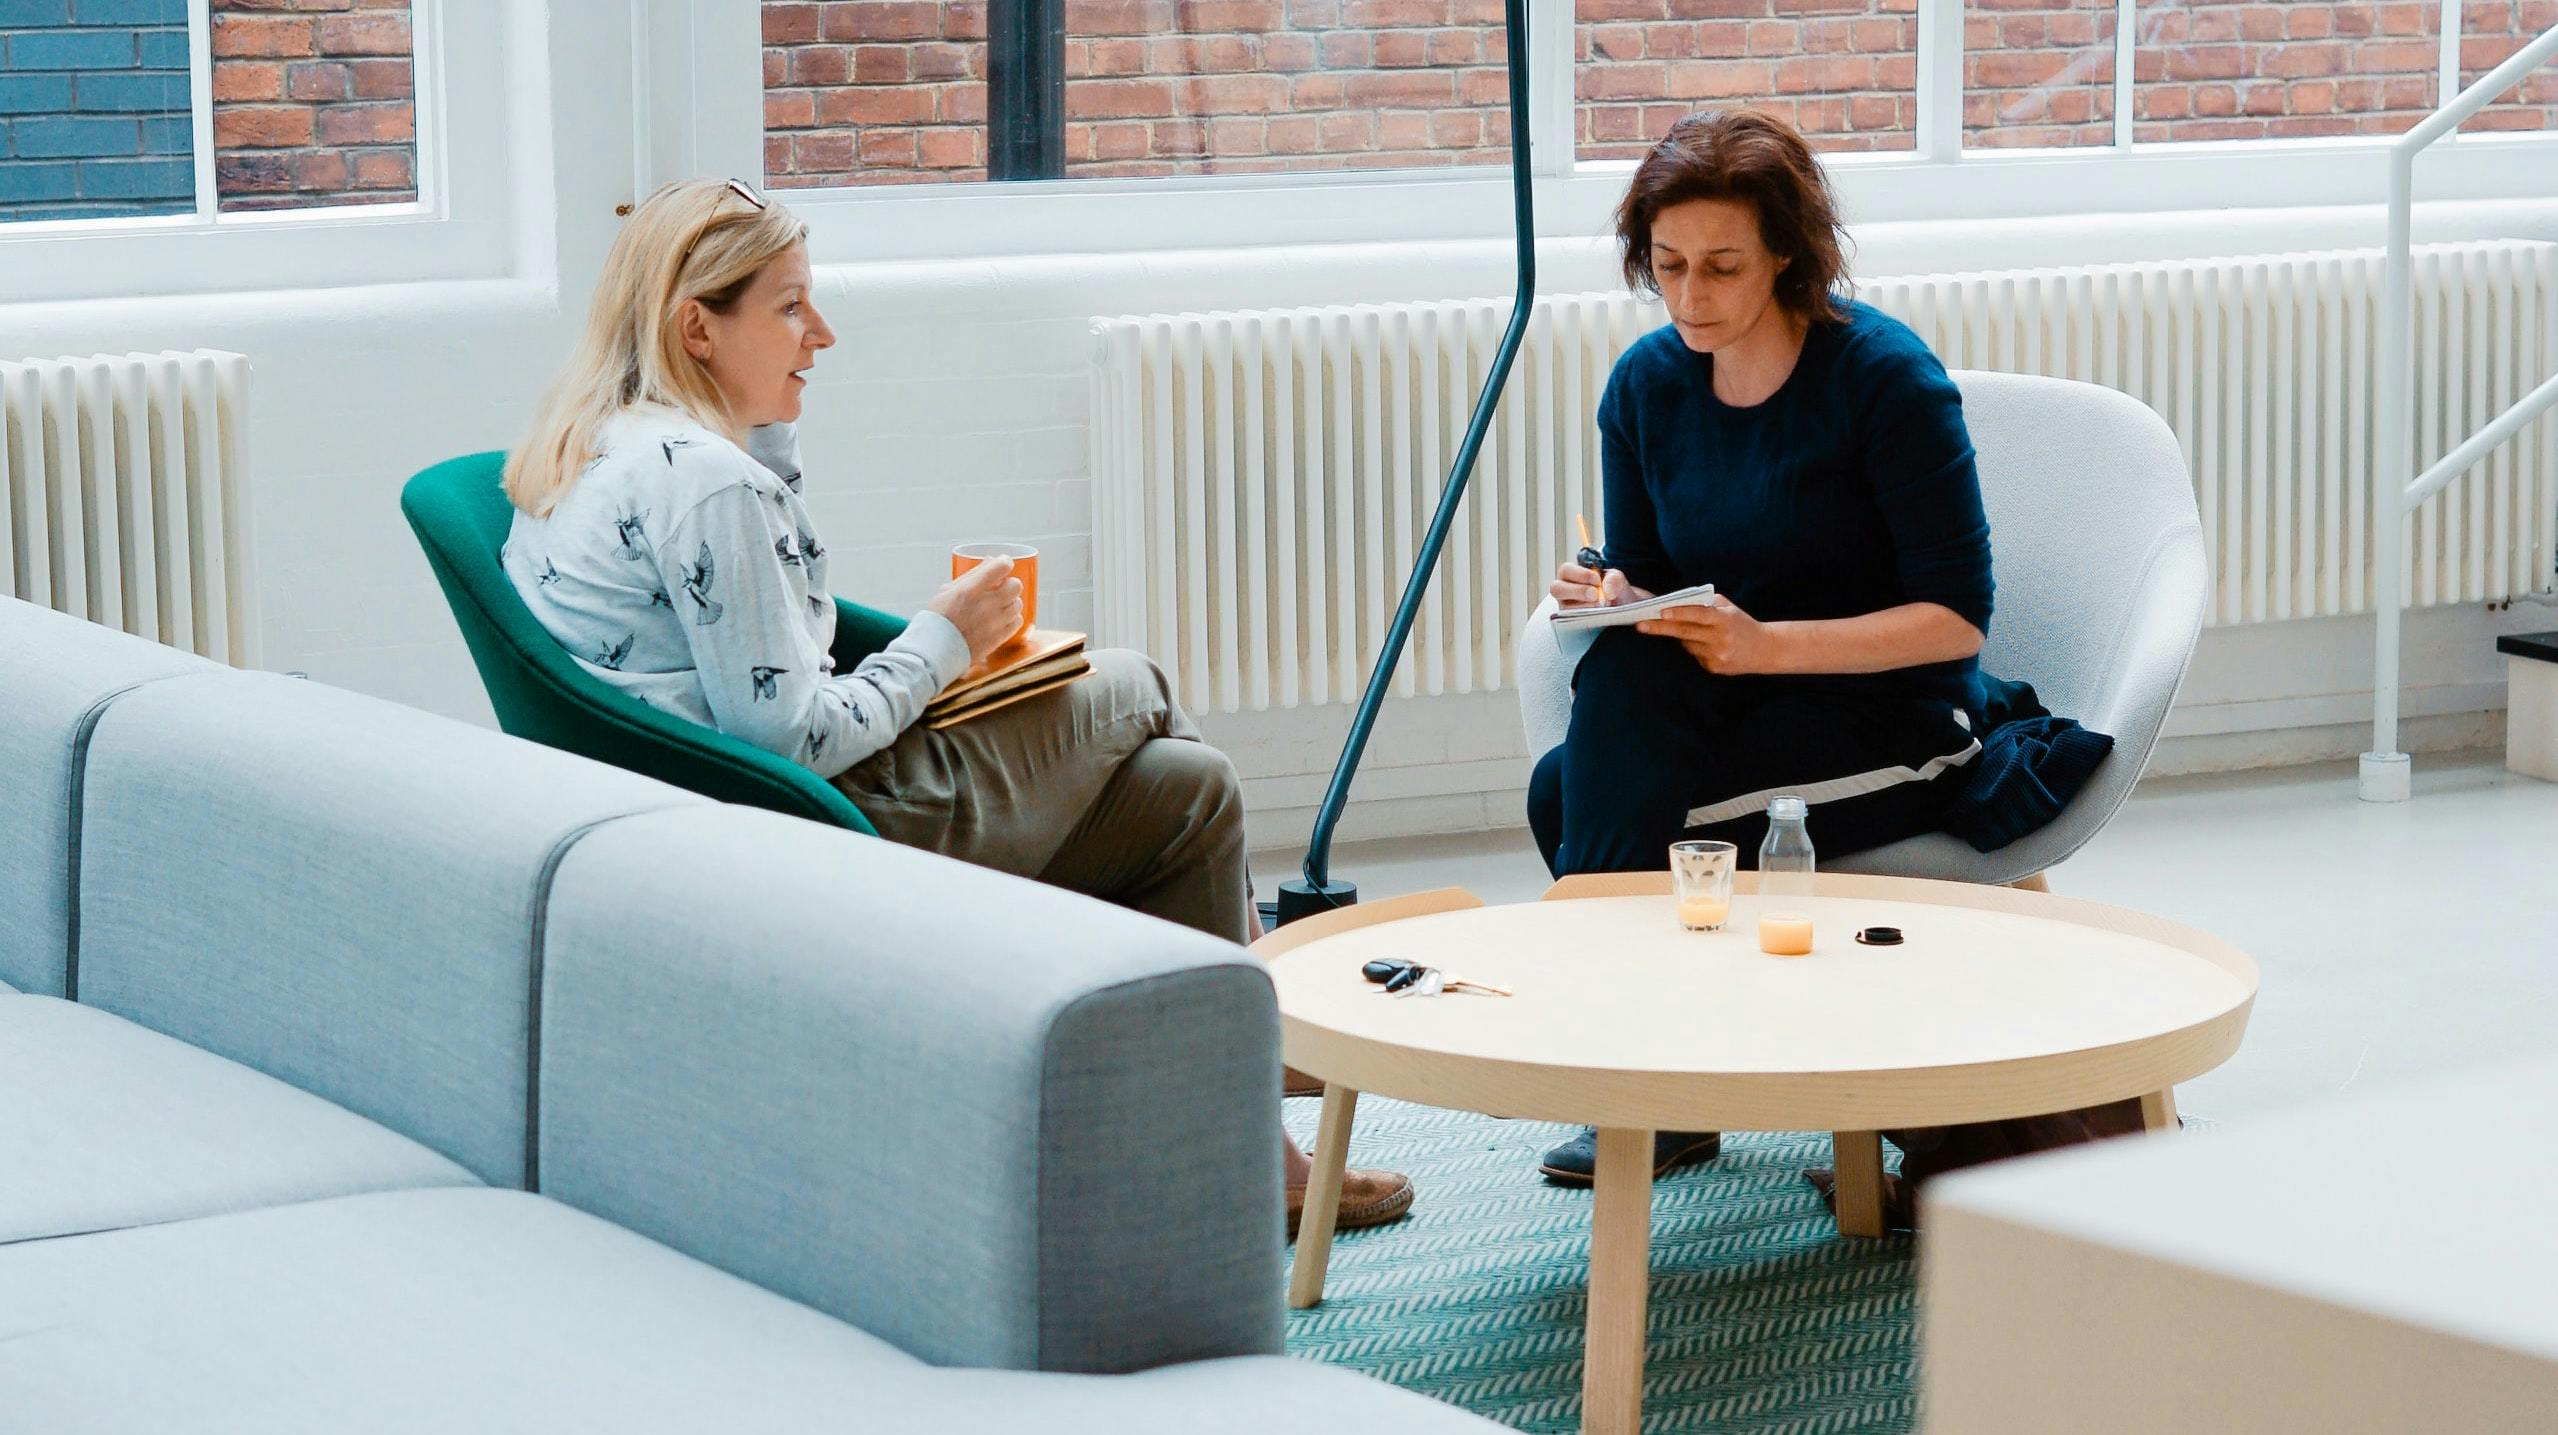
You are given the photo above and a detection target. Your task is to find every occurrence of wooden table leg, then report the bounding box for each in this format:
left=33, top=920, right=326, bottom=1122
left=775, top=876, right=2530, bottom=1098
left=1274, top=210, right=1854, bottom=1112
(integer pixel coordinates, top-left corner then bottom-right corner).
left=1832, top=1130, right=1886, bottom=1239
left=2141, top=1086, right=2179, bottom=1133
left=1287, top=1084, right=1358, bottom=1309
left=1583, top=1127, right=1653, bottom=1435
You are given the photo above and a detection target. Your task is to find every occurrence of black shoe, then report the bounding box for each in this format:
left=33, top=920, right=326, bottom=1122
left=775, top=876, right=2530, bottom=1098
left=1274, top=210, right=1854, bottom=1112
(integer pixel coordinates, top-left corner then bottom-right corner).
left=1538, top=1128, right=1722, bottom=1187
left=1802, top=1166, right=1919, bottom=1233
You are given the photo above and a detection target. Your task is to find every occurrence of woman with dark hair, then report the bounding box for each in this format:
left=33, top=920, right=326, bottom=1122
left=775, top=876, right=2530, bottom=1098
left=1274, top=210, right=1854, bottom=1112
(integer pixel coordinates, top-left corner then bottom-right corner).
left=1527, top=110, right=2001, bottom=1191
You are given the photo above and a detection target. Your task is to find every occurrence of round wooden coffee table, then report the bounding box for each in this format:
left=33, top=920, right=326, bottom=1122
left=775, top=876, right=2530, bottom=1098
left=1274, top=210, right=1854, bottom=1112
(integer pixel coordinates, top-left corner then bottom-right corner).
left=1256, top=872, right=2257, bottom=1435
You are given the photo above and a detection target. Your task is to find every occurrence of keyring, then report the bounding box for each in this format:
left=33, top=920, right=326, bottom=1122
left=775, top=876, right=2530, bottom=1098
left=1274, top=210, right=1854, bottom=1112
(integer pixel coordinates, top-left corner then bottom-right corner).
left=1360, top=957, right=1512, bottom=998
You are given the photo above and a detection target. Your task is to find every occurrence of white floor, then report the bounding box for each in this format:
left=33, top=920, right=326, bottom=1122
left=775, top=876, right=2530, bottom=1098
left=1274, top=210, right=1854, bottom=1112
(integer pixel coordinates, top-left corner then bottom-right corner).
left=1254, top=749, right=2558, bottom=1125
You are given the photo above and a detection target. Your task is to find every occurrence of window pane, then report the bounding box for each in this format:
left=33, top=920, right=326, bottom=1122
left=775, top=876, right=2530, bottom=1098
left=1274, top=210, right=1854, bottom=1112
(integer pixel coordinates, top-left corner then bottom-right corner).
left=1575, top=0, right=1919, bottom=159
left=2460, top=0, right=2558, bottom=132
left=0, top=0, right=194, bottom=224
left=210, top=0, right=419, bottom=211
left=2134, top=0, right=2439, bottom=141
left=763, top=0, right=1514, bottom=189
left=1965, top=0, right=2116, bottom=148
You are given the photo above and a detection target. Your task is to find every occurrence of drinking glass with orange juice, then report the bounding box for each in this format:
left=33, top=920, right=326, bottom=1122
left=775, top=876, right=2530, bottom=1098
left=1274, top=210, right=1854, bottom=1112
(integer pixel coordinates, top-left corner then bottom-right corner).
left=1669, top=840, right=1736, bottom=931
left=951, top=542, right=1038, bottom=648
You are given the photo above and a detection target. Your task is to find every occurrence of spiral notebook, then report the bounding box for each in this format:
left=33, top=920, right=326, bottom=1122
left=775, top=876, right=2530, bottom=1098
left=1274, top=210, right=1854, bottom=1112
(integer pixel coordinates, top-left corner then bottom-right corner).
left=1547, top=583, right=1717, bottom=631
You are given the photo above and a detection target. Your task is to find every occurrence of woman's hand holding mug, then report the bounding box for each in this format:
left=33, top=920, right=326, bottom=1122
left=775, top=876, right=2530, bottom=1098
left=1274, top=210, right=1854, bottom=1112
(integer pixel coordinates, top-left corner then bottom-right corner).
left=927, top=555, right=1027, bottom=663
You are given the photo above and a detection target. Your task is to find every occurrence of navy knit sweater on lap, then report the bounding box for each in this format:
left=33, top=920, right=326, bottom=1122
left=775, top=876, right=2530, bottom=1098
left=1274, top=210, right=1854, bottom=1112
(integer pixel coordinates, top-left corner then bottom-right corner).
left=1597, top=299, right=1993, bottom=708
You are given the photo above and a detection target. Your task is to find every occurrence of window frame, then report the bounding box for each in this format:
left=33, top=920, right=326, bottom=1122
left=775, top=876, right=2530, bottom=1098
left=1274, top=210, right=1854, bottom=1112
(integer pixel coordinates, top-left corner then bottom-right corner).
left=0, top=0, right=511, bottom=307
left=750, top=0, right=2558, bottom=264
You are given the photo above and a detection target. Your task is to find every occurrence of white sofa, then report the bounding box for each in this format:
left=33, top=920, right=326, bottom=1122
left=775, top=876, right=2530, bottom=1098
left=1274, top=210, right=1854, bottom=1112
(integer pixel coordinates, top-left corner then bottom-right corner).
left=1923, top=1057, right=2558, bottom=1432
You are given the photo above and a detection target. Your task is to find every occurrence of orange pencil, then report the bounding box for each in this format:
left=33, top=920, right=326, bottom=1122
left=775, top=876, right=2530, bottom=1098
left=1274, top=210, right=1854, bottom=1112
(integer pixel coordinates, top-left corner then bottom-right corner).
left=1573, top=514, right=1605, bottom=572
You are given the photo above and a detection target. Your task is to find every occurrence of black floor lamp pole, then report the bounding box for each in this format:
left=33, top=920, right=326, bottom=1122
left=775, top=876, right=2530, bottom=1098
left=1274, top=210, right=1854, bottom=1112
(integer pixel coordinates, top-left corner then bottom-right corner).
left=1276, top=0, right=1539, bottom=925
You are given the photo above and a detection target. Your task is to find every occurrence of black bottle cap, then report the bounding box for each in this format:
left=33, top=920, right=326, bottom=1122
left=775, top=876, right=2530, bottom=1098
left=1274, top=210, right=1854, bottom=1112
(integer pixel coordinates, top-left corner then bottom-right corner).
left=1854, top=926, right=1904, bottom=947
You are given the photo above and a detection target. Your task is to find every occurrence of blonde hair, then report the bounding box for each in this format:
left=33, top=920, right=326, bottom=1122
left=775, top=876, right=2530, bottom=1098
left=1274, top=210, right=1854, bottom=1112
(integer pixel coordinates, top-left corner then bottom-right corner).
left=506, top=178, right=810, bottom=516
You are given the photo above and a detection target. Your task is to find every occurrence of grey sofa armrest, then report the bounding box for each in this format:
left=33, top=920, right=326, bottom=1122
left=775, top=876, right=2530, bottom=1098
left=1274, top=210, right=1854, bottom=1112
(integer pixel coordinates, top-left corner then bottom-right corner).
left=533, top=806, right=1284, bottom=1374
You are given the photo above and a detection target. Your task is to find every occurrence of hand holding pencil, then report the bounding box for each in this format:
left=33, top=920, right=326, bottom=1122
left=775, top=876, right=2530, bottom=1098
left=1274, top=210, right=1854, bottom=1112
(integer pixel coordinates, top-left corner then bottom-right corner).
left=1573, top=513, right=1607, bottom=575
left=1551, top=513, right=1649, bottom=610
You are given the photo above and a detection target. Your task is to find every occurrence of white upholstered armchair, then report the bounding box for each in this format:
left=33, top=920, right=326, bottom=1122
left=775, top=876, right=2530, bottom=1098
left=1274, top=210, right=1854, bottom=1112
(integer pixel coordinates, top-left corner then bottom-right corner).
left=1515, top=371, right=2209, bottom=887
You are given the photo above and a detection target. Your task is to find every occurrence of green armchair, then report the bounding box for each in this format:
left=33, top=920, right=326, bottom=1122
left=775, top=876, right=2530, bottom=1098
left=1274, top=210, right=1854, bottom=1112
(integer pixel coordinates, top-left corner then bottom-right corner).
left=400, top=451, right=890, bottom=835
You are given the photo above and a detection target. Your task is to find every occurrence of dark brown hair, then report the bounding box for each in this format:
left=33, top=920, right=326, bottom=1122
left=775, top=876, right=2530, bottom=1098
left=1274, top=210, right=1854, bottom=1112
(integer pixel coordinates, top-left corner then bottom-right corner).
left=1615, top=110, right=1849, bottom=322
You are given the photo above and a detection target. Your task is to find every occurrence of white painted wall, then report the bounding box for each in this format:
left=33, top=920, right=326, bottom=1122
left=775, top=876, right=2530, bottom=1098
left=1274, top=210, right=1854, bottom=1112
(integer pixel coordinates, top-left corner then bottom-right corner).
left=5, top=1, right=2552, bottom=856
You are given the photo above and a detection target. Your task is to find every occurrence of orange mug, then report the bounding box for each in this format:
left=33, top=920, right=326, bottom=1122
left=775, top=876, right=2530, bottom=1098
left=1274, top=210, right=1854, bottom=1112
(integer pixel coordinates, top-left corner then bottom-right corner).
left=951, top=541, right=1038, bottom=648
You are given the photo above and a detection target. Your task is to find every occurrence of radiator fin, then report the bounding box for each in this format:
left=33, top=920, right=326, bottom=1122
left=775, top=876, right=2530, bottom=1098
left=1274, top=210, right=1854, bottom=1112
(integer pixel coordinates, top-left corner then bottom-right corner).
left=0, top=350, right=256, bottom=664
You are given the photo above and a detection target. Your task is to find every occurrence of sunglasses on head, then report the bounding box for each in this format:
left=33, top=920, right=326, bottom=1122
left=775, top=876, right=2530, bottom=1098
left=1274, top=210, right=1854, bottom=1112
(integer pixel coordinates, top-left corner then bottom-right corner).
left=674, top=179, right=771, bottom=267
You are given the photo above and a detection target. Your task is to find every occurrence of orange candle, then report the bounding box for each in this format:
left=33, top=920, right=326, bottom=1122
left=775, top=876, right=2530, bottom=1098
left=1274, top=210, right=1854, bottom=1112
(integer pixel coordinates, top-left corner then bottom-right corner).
left=1759, top=912, right=1814, bottom=956
left=1677, top=897, right=1730, bottom=931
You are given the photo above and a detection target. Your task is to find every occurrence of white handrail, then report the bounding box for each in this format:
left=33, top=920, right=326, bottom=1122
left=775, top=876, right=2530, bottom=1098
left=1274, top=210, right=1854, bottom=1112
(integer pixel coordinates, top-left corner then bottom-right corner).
left=2363, top=21, right=2558, bottom=804
left=2407, top=370, right=2558, bottom=509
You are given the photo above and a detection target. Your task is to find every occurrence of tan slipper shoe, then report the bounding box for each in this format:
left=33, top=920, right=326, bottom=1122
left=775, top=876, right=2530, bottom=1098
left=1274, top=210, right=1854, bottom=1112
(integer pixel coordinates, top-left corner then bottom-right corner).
left=1286, top=1167, right=1415, bottom=1239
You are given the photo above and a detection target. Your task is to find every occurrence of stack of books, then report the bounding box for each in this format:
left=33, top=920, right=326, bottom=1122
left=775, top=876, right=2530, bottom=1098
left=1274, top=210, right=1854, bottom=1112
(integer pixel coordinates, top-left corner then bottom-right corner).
left=923, top=628, right=1091, bottom=730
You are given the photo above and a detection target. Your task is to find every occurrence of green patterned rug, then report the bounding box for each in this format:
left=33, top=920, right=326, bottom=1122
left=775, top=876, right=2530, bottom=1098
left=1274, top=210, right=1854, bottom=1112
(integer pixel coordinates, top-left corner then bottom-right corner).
left=1281, top=1097, right=1918, bottom=1435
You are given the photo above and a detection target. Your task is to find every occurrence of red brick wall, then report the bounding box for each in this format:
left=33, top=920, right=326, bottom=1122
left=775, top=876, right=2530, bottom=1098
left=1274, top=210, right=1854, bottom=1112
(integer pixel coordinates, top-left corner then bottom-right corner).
left=763, top=0, right=1516, bottom=186
left=2463, top=0, right=2558, bottom=129
left=1966, top=0, right=2115, bottom=147
left=1577, top=0, right=1919, bottom=159
left=208, top=0, right=417, bottom=212
left=764, top=0, right=2555, bottom=187
left=2131, top=0, right=2440, bottom=140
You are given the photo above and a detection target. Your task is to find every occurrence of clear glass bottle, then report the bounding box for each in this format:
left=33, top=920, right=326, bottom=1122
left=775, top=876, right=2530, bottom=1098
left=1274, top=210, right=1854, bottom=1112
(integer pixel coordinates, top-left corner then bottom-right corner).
left=1758, top=795, right=1816, bottom=902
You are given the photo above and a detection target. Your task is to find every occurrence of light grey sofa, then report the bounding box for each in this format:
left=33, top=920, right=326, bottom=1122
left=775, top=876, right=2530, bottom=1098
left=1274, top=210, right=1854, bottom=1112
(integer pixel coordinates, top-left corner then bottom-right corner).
left=0, top=597, right=1495, bottom=1433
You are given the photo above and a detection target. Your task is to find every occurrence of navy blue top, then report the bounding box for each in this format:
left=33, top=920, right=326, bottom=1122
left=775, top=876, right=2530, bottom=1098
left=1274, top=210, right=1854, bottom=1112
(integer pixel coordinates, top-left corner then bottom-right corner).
left=1597, top=299, right=1993, bottom=707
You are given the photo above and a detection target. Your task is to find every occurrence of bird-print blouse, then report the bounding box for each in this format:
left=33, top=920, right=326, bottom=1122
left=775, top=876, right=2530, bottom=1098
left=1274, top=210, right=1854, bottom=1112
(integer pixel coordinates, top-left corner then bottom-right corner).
left=504, top=406, right=968, bottom=779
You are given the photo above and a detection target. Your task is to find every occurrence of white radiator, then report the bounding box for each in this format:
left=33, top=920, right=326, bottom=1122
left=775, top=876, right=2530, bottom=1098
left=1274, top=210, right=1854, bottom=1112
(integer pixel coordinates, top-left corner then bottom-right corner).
left=1091, top=243, right=2558, bottom=713
left=0, top=350, right=256, bottom=665
left=1865, top=242, right=2558, bottom=627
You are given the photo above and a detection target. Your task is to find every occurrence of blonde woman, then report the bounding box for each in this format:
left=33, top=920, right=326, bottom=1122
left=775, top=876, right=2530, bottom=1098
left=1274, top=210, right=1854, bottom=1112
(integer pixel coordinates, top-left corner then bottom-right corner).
left=502, top=178, right=1411, bottom=1236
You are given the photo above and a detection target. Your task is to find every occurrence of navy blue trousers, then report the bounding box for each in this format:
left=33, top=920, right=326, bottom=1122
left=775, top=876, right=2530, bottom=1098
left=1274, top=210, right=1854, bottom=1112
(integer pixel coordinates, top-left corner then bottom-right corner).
left=1527, top=627, right=1977, bottom=878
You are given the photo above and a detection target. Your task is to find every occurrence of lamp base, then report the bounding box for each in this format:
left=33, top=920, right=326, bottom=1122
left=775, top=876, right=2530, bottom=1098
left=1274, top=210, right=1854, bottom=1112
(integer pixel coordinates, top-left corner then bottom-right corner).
left=2358, top=750, right=2411, bottom=803
left=1275, top=877, right=1360, bottom=928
